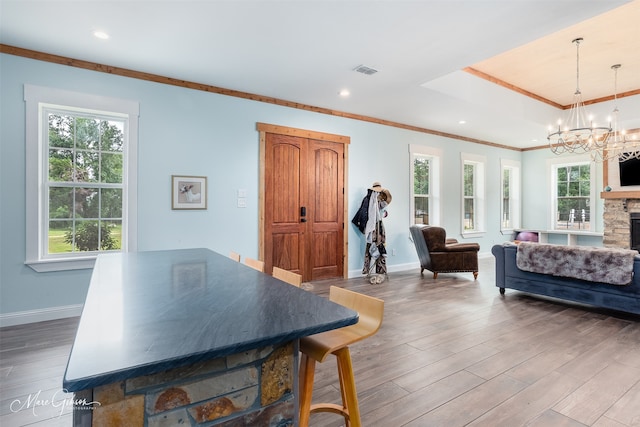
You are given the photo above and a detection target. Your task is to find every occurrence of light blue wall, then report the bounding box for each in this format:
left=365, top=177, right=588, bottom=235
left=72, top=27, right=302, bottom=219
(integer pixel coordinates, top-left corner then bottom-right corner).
left=1, top=53, right=527, bottom=318
left=521, top=149, right=604, bottom=234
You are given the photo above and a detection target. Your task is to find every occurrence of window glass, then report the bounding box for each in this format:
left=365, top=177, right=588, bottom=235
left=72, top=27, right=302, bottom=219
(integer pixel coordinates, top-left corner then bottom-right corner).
left=413, top=157, right=430, bottom=224
left=501, top=159, right=521, bottom=231
left=555, top=163, right=591, bottom=230
left=502, top=168, right=511, bottom=227
left=463, top=163, right=475, bottom=230
left=461, top=153, right=486, bottom=235
left=409, top=145, right=441, bottom=226
left=46, top=110, right=125, bottom=254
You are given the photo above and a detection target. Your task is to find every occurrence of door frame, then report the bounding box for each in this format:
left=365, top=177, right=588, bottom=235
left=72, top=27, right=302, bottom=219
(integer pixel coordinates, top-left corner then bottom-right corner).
left=257, top=122, right=350, bottom=279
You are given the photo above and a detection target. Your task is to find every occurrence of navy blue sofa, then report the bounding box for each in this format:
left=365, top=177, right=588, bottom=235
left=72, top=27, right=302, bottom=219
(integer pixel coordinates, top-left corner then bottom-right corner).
left=492, top=244, right=640, bottom=315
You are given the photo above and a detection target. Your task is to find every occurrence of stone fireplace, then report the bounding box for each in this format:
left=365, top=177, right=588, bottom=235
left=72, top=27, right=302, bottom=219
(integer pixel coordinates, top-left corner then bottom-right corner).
left=601, top=156, right=640, bottom=250
left=603, top=198, right=640, bottom=249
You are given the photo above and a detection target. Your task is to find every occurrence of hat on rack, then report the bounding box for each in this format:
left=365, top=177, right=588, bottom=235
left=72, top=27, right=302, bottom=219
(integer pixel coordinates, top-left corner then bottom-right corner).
left=369, top=181, right=382, bottom=191
left=379, top=188, right=392, bottom=204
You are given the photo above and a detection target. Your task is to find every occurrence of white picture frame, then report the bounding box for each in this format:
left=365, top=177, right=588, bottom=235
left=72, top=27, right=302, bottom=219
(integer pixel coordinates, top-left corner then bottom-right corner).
left=172, top=175, right=207, bottom=210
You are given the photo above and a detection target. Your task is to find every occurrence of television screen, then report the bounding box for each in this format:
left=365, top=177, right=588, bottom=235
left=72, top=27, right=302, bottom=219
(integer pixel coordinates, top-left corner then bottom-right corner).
left=619, top=157, right=640, bottom=186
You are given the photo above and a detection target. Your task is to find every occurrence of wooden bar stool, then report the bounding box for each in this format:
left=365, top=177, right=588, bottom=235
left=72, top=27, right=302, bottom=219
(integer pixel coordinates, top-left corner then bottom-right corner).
left=299, top=286, right=384, bottom=427
left=229, top=251, right=241, bottom=262
left=244, top=257, right=264, bottom=272
left=272, top=266, right=302, bottom=287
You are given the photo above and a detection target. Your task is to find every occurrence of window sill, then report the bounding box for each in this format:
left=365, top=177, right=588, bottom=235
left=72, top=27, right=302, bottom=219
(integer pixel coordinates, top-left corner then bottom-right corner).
left=461, top=231, right=485, bottom=238
left=26, top=257, right=96, bottom=272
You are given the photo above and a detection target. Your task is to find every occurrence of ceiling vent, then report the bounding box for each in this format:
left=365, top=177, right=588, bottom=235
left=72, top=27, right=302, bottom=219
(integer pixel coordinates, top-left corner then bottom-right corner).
left=353, top=65, right=378, bottom=75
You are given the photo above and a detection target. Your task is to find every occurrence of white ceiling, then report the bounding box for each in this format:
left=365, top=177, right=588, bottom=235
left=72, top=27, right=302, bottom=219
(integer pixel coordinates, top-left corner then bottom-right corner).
left=1, top=0, right=639, bottom=150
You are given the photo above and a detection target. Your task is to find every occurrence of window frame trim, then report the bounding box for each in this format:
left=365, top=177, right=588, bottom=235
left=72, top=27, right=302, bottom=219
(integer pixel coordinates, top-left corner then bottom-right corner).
left=409, top=144, right=441, bottom=226
left=461, top=152, right=486, bottom=237
left=24, top=84, right=139, bottom=272
left=500, top=158, right=521, bottom=233
left=547, top=155, right=596, bottom=232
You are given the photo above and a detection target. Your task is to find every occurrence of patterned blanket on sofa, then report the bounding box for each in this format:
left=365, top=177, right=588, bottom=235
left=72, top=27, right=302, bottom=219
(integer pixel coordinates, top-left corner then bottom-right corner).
left=516, top=242, right=638, bottom=285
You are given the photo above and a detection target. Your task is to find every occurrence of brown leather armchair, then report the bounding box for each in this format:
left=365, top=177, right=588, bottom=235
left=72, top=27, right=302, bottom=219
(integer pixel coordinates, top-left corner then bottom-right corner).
left=409, top=225, right=480, bottom=279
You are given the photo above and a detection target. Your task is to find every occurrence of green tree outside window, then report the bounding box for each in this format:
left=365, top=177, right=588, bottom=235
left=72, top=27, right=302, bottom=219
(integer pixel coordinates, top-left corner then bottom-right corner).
left=556, top=164, right=590, bottom=230
left=47, top=112, right=124, bottom=253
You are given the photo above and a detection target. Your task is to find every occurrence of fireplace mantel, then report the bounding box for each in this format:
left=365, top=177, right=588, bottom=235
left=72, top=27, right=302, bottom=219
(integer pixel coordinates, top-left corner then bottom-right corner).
left=600, top=191, right=640, bottom=199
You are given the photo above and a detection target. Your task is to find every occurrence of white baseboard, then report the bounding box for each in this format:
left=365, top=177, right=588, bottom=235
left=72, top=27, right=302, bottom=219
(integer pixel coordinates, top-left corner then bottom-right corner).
left=348, top=261, right=420, bottom=278
left=0, top=304, right=83, bottom=328
left=349, top=252, right=493, bottom=278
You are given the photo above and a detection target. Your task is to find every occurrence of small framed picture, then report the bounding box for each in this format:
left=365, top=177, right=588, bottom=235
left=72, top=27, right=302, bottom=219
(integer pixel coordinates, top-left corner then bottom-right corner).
left=172, top=175, right=207, bottom=210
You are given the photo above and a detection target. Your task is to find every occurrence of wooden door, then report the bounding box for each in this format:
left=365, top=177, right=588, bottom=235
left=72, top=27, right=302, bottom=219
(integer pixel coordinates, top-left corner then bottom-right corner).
left=263, top=131, right=345, bottom=282
left=307, top=138, right=344, bottom=280
left=264, top=134, right=306, bottom=278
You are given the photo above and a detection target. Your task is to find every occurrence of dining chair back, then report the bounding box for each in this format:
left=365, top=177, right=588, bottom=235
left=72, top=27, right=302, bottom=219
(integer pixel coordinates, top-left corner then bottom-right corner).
left=244, top=257, right=265, bottom=272
left=272, top=266, right=302, bottom=287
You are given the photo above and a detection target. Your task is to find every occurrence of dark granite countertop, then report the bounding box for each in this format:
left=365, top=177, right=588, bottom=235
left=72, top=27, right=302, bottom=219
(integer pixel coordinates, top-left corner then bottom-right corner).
left=63, top=248, right=358, bottom=392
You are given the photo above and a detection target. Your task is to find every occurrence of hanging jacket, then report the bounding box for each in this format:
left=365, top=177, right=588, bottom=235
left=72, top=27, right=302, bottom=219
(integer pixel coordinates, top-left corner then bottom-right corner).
left=365, top=190, right=381, bottom=241
left=351, top=189, right=373, bottom=234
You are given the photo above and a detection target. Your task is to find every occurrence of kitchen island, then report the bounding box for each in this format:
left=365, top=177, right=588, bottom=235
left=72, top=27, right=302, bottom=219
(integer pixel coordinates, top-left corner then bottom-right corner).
left=63, top=248, right=357, bottom=426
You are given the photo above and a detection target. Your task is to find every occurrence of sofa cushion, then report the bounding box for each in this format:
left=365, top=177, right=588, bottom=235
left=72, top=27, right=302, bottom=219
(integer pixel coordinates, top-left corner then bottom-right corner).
left=516, top=242, right=638, bottom=285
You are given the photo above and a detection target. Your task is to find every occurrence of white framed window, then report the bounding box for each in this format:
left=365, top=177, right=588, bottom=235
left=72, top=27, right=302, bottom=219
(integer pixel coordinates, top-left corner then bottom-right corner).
left=501, top=159, right=521, bottom=232
left=549, top=157, right=595, bottom=231
left=409, top=145, right=441, bottom=226
left=461, top=153, right=486, bottom=236
left=24, top=85, right=139, bottom=272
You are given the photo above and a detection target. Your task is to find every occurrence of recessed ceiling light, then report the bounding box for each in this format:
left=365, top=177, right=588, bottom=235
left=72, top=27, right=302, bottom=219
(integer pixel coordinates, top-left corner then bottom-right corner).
left=339, top=89, right=350, bottom=97
left=458, top=120, right=466, bottom=125
left=93, top=31, right=110, bottom=40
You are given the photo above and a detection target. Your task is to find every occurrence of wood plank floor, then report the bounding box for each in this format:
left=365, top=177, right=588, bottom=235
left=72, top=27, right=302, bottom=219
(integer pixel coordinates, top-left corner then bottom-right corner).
left=2, top=256, right=640, bottom=426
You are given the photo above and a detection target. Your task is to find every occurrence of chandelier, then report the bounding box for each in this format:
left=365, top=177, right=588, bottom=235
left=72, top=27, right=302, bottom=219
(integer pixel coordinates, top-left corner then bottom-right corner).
left=594, top=64, right=640, bottom=162
left=617, top=136, right=640, bottom=161
left=548, top=38, right=612, bottom=156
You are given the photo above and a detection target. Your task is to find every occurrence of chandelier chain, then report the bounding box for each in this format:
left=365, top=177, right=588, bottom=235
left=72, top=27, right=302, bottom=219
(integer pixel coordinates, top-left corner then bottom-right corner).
left=574, top=38, right=581, bottom=95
